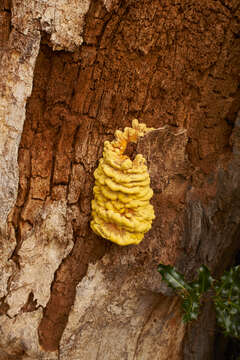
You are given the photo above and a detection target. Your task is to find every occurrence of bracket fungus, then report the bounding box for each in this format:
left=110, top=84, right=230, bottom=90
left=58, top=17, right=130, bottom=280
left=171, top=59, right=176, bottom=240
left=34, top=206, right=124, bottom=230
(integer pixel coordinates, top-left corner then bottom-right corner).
left=91, top=119, right=155, bottom=246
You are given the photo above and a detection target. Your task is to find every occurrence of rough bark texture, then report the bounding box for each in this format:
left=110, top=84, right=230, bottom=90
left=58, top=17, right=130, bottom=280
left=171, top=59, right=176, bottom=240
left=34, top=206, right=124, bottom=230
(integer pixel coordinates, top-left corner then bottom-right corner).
left=0, top=0, right=240, bottom=359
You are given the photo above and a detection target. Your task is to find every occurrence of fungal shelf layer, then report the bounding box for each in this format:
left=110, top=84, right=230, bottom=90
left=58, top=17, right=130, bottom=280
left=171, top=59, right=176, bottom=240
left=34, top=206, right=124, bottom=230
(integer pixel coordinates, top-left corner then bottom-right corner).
left=91, top=119, right=155, bottom=246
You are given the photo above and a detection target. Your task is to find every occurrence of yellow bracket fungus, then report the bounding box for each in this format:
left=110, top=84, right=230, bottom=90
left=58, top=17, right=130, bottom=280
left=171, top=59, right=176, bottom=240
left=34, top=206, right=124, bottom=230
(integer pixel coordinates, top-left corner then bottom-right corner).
left=91, top=119, right=155, bottom=246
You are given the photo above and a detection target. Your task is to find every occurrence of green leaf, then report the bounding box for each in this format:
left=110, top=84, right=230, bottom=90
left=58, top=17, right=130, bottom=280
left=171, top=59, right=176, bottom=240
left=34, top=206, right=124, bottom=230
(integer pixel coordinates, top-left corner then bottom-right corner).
left=157, top=264, right=191, bottom=295
left=197, top=265, right=213, bottom=293
left=182, top=292, right=201, bottom=322
left=157, top=264, right=202, bottom=323
left=213, top=265, right=240, bottom=339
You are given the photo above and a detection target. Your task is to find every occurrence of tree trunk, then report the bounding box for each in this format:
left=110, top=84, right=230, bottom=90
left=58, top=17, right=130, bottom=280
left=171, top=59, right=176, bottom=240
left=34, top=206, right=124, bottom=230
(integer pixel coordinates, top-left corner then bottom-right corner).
left=0, top=0, right=240, bottom=359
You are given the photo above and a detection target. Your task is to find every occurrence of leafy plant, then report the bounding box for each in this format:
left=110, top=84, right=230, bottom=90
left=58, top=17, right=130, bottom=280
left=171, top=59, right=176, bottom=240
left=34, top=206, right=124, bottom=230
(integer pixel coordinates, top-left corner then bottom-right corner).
left=158, top=264, right=240, bottom=340
left=214, top=266, right=240, bottom=339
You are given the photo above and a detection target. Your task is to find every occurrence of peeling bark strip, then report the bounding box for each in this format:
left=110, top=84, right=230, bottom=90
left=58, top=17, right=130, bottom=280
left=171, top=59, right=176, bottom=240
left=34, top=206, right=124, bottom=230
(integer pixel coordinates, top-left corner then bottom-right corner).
left=0, top=28, right=40, bottom=230
left=0, top=0, right=240, bottom=358
left=0, top=0, right=91, bottom=231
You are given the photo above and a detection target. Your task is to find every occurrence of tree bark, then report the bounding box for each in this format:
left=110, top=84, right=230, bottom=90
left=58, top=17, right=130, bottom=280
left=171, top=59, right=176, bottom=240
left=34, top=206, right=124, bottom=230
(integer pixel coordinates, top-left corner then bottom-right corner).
left=0, top=0, right=240, bottom=359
